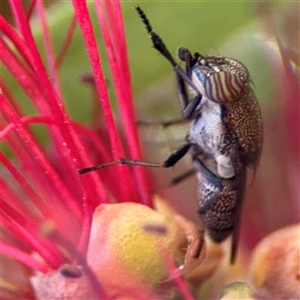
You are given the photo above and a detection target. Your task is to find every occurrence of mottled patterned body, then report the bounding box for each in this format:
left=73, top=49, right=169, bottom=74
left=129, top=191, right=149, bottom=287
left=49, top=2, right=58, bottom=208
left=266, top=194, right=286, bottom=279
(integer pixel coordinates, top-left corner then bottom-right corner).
left=188, top=56, right=262, bottom=247
left=224, top=87, right=263, bottom=167
left=195, top=158, right=246, bottom=242
left=194, top=153, right=246, bottom=243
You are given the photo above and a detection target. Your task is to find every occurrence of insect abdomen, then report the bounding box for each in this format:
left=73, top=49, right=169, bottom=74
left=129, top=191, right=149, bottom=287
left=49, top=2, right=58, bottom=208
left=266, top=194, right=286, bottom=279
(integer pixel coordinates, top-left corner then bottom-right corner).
left=195, top=158, right=246, bottom=243
left=199, top=180, right=236, bottom=242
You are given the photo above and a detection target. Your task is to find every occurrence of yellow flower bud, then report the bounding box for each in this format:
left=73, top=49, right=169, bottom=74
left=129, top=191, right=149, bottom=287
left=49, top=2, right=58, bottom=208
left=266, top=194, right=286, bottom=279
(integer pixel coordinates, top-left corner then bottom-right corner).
left=87, top=197, right=206, bottom=297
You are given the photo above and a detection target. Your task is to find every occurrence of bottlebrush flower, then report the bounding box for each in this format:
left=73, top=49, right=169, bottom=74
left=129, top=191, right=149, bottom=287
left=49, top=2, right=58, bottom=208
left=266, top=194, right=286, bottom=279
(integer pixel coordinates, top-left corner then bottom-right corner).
left=0, top=1, right=210, bottom=299
left=2, top=1, right=298, bottom=299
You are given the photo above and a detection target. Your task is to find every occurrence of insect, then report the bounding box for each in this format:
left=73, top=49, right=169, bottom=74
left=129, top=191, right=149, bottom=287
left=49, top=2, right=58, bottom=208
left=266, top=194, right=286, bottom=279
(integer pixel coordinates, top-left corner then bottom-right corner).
left=80, top=6, right=263, bottom=263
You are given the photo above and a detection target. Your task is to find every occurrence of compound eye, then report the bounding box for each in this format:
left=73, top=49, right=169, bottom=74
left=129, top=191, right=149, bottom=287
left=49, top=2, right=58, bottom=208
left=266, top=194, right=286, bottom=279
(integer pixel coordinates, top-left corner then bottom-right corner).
left=205, top=72, right=247, bottom=103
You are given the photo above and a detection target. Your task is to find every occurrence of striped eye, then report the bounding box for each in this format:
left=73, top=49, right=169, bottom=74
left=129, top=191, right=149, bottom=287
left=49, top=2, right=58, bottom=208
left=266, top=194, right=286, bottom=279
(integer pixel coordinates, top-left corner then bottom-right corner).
left=204, top=71, right=246, bottom=103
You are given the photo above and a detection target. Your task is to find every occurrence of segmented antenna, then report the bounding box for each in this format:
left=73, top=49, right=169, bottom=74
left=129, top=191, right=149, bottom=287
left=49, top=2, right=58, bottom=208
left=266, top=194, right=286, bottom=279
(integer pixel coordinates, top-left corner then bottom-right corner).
left=134, top=5, right=177, bottom=67
left=134, top=5, right=200, bottom=94
left=134, top=5, right=153, bottom=34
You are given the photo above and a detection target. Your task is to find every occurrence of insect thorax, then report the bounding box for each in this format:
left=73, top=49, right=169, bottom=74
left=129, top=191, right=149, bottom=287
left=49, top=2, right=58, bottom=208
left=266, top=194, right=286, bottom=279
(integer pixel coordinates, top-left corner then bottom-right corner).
left=188, top=54, right=262, bottom=173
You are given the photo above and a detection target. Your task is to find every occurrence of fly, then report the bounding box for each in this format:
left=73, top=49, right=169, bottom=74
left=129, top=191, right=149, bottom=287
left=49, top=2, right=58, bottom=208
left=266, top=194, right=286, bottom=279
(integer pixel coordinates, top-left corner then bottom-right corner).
left=79, top=6, right=263, bottom=263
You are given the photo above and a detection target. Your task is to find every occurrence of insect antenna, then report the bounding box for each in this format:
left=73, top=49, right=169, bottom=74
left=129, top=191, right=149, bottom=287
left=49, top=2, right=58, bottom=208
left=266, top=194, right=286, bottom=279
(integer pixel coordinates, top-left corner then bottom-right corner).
left=134, top=5, right=199, bottom=94
left=133, top=5, right=153, bottom=36
left=134, top=5, right=177, bottom=67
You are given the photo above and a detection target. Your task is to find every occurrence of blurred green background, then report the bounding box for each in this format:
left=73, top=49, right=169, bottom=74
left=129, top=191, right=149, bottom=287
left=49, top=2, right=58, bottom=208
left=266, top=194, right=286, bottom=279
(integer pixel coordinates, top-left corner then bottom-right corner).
left=2, top=1, right=289, bottom=122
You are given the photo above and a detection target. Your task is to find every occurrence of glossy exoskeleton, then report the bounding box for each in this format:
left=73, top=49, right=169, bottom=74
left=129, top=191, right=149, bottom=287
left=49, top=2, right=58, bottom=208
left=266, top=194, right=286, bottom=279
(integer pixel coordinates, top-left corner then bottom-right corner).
left=133, top=6, right=263, bottom=263
left=79, top=6, right=263, bottom=263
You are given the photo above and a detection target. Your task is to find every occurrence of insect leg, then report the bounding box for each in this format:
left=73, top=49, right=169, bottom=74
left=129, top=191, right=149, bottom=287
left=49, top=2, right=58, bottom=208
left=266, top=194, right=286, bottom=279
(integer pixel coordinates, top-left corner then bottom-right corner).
left=78, top=144, right=190, bottom=174
left=181, top=94, right=202, bottom=120
left=178, top=47, right=194, bottom=75
left=176, top=47, right=203, bottom=120
left=162, top=143, right=190, bottom=167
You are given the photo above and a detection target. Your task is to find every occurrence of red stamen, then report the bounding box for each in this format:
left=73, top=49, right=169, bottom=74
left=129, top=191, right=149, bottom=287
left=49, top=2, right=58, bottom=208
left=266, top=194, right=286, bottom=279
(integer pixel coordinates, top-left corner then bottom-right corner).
left=112, top=0, right=152, bottom=206
left=72, top=0, right=137, bottom=203
left=0, top=78, right=23, bottom=116
left=0, top=152, right=54, bottom=220
left=36, top=0, right=62, bottom=96
left=8, top=1, right=95, bottom=193
left=0, top=15, right=36, bottom=72
left=0, top=213, right=64, bottom=269
left=1, top=95, right=83, bottom=220
left=0, top=116, right=55, bottom=139
left=55, top=14, right=77, bottom=70
left=95, top=1, right=151, bottom=205
left=0, top=241, right=48, bottom=273
left=1, top=24, right=117, bottom=209
left=1, top=182, right=42, bottom=229
left=26, top=0, right=36, bottom=21
left=0, top=120, right=86, bottom=236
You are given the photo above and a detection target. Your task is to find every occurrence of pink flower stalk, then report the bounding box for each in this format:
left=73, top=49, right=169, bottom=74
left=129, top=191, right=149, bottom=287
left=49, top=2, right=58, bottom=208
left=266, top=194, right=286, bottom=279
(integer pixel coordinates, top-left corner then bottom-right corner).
left=0, top=0, right=172, bottom=297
